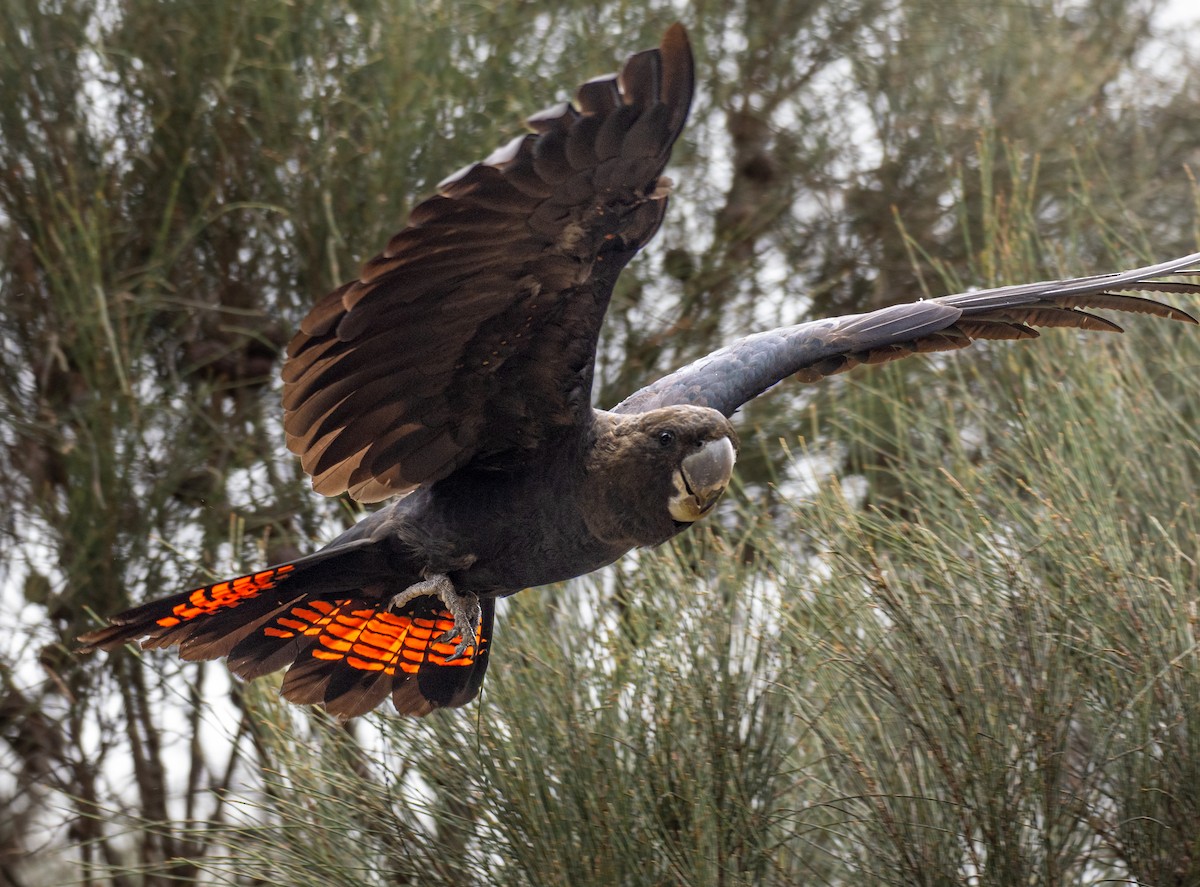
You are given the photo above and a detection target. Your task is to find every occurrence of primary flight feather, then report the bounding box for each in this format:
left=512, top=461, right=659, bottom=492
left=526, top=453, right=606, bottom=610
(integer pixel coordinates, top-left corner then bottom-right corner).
left=80, top=24, right=1200, bottom=719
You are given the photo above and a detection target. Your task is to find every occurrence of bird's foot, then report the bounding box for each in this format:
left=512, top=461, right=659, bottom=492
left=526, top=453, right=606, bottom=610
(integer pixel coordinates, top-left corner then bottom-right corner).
left=389, top=574, right=481, bottom=661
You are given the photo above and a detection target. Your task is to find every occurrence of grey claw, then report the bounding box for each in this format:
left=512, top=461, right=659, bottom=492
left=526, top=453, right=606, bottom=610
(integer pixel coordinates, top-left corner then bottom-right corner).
left=390, top=572, right=480, bottom=661
left=436, top=623, right=476, bottom=661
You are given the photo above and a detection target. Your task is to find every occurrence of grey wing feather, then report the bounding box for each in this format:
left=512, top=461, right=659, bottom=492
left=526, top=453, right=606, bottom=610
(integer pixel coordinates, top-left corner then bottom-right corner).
left=614, top=251, right=1200, bottom=417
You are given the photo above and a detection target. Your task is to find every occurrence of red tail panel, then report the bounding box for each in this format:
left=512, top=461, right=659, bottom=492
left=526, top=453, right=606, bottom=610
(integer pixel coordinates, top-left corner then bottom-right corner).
left=152, top=566, right=295, bottom=630
left=77, top=565, right=298, bottom=653
left=80, top=559, right=495, bottom=719
left=236, top=595, right=493, bottom=718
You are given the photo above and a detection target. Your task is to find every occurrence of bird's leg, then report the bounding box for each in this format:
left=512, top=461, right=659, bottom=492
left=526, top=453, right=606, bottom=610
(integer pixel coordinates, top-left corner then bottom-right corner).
left=389, top=574, right=481, bottom=661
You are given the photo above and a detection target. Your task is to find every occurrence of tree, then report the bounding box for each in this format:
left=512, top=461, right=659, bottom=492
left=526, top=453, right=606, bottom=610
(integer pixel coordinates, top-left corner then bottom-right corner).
left=1, top=0, right=1197, bottom=882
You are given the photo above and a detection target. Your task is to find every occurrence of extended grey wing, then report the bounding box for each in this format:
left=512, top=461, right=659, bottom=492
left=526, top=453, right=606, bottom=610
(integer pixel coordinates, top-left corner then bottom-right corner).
left=613, top=251, right=1200, bottom=417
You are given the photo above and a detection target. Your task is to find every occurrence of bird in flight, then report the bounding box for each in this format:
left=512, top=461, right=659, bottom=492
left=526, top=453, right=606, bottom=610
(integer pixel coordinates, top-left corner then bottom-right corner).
left=80, top=24, right=1200, bottom=718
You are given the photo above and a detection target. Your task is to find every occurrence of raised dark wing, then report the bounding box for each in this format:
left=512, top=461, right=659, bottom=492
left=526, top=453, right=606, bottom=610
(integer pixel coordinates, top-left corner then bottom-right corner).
left=614, top=252, right=1200, bottom=416
left=284, top=25, right=694, bottom=501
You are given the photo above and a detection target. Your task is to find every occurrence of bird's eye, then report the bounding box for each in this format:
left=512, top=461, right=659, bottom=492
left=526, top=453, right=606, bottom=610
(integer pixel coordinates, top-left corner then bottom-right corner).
left=657, top=430, right=676, bottom=447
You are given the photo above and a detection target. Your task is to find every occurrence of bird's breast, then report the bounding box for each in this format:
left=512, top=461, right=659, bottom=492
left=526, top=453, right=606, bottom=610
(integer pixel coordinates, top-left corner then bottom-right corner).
left=409, top=469, right=630, bottom=597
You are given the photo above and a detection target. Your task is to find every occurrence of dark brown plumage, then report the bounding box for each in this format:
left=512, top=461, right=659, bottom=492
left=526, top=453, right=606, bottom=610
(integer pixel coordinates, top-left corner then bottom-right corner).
left=80, top=24, right=1200, bottom=719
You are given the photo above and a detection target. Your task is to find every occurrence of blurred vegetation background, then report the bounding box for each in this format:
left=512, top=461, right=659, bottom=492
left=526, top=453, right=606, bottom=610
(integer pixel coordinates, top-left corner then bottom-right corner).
left=2, top=0, right=1199, bottom=883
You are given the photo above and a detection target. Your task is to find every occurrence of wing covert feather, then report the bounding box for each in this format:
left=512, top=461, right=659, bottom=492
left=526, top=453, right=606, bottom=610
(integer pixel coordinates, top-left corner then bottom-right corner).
left=615, top=252, right=1200, bottom=417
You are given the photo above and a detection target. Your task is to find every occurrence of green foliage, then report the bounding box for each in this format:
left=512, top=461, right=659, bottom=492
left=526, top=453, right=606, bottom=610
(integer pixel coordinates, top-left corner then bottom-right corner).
left=2, top=0, right=1199, bottom=884
left=787, top=320, right=1200, bottom=884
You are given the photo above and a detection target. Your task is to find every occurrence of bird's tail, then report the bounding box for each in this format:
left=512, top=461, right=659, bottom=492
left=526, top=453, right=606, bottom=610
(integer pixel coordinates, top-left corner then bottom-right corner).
left=78, top=544, right=494, bottom=719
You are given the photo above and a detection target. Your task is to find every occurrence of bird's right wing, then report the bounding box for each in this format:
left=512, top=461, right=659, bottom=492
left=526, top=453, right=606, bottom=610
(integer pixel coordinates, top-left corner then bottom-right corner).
left=284, top=25, right=693, bottom=502
left=613, top=252, right=1200, bottom=417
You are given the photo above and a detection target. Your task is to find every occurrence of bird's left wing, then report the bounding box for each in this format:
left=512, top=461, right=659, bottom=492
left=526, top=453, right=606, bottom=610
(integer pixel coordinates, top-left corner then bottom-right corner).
left=613, top=252, right=1200, bottom=417
left=285, top=25, right=694, bottom=502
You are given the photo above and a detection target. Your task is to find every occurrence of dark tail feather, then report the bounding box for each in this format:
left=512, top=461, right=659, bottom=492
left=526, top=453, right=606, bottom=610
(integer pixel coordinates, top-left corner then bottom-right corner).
left=76, top=540, right=376, bottom=654
left=79, top=546, right=496, bottom=719
left=77, top=563, right=307, bottom=653
left=268, top=595, right=495, bottom=719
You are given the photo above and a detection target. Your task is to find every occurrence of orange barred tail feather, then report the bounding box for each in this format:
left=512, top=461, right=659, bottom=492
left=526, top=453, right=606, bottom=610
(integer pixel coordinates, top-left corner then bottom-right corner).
left=77, top=564, right=304, bottom=655
left=237, top=595, right=494, bottom=718
left=79, top=553, right=495, bottom=719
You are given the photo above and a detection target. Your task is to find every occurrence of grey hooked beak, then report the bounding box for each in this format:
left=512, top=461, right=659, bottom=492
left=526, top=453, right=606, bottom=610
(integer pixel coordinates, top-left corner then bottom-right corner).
left=669, top=437, right=737, bottom=522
